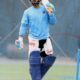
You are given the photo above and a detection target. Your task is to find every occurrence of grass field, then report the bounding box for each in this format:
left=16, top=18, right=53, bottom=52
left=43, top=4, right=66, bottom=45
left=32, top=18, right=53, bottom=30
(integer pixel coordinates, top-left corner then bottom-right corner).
left=0, top=58, right=77, bottom=80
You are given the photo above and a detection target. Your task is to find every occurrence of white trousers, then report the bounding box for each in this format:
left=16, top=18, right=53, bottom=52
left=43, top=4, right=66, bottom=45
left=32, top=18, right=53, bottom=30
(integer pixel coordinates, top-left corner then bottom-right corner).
left=28, top=36, right=53, bottom=55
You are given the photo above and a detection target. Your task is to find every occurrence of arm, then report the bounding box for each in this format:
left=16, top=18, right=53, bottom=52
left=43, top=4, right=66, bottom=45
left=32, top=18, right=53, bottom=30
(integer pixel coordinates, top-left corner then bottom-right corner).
left=15, top=10, right=29, bottom=49
left=48, top=13, right=57, bottom=25
left=46, top=5, right=57, bottom=25
left=42, top=0, right=56, bottom=25
left=19, top=10, right=29, bottom=37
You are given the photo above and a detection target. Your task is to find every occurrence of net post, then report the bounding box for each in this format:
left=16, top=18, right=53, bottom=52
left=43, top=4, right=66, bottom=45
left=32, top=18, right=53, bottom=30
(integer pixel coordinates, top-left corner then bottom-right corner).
left=76, top=40, right=80, bottom=80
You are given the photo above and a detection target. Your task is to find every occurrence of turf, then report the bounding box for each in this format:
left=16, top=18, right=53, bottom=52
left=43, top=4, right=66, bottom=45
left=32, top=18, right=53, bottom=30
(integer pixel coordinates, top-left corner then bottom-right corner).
left=0, top=61, right=77, bottom=80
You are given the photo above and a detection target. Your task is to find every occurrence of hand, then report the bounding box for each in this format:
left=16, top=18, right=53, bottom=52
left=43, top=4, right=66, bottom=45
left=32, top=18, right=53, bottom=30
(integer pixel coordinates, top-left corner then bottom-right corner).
left=46, top=7, right=53, bottom=15
left=15, top=36, right=24, bottom=49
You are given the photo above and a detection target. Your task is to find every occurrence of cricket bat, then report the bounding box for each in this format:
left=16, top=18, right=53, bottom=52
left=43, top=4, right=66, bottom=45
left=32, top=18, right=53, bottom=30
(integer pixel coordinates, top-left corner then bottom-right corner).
left=42, top=0, right=55, bottom=12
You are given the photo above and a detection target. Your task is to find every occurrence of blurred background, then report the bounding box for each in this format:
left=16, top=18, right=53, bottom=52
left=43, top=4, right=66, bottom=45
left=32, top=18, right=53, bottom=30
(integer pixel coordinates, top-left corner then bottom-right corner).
left=0, top=0, right=80, bottom=60
left=0, top=0, right=80, bottom=80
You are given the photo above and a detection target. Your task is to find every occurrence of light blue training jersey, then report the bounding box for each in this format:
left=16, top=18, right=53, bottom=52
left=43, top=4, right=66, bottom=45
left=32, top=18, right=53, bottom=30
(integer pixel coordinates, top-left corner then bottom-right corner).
left=19, top=5, right=56, bottom=40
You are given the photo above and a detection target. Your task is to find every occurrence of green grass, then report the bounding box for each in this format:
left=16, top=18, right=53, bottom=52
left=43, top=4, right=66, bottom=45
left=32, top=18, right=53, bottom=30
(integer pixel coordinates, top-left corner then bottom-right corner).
left=43, top=65, right=76, bottom=80
left=0, top=63, right=30, bottom=80
left=0, top=61, right=76, bottom=80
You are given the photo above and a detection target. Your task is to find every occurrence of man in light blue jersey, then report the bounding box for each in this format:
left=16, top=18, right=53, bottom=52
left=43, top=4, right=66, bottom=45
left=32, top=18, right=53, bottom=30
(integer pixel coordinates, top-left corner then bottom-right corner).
left=15, top=0, right=56, bottom=80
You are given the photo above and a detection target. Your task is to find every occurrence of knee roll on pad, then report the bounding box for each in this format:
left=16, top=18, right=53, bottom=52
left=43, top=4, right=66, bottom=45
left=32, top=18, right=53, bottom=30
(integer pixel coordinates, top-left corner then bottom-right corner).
left=41, top=55, right=56, bottom=79
left=29, top=51, right=41, bottom=80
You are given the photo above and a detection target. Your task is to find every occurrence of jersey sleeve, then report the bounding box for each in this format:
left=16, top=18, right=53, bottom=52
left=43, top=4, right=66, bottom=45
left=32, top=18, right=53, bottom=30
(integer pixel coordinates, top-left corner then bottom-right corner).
left=46, top=5, right=57, bottom=25
left=48, top=13, right=57, bottom=25
left=19, top=10, right=29, bottom=36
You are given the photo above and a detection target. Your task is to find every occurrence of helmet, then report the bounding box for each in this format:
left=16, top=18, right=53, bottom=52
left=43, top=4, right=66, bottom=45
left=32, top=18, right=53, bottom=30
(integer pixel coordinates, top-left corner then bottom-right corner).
left=30, top=0, right=41, bottom=6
